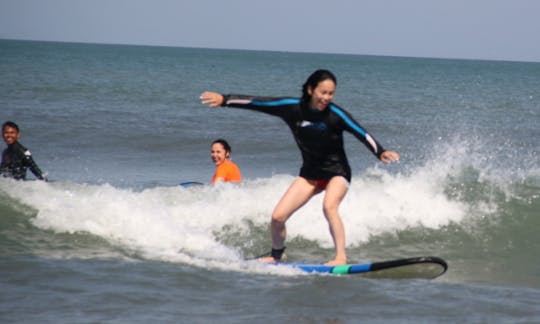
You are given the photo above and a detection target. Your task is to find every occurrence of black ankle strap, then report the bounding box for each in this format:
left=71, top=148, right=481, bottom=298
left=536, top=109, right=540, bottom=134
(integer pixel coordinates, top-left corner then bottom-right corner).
left=271, top=247, right=286, bottom=260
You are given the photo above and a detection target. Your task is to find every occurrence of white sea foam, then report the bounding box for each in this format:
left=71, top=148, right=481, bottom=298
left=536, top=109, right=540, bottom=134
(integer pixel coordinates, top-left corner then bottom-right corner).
left=1, top=153, right=494, bottom=273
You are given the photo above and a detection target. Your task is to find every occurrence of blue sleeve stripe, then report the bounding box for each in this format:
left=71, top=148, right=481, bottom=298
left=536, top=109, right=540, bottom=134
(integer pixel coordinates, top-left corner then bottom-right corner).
left=251, top=98, right=300, bottom=106
left=329, top=105, right=367, bottom=136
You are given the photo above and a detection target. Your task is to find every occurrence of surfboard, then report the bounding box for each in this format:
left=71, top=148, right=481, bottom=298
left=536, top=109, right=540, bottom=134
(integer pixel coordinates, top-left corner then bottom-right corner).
left=280, top=256, right=447, bottom=279
left=179, top=181, right=204, bottom=188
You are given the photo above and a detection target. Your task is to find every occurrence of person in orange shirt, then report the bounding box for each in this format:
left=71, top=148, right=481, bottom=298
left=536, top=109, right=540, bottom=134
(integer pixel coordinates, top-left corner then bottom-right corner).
left=210, top=139, right=242, bottom=185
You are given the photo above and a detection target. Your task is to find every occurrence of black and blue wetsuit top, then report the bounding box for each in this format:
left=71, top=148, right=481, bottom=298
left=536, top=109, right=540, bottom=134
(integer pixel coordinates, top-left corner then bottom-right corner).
left=221, top=94, right=386, bottom=182
left=0, top=141, right=46, bottom=180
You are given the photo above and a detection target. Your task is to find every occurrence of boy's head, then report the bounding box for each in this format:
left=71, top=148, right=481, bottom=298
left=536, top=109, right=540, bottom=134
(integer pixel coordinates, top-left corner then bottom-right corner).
left=2, top=121, right=21, bottom=145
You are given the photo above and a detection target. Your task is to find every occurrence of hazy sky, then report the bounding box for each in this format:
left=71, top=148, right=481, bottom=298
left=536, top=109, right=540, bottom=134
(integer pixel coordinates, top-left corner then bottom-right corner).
left=1, top=0, right=539, bottom=62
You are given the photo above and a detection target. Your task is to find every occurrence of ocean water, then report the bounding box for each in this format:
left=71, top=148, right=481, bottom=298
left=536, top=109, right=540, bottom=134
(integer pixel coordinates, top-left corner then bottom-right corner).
left=1, top=39, right=539, bottom=323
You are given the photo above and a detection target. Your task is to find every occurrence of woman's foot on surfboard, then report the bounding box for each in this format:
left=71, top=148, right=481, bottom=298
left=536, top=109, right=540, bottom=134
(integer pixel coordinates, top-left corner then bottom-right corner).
left=258, top=254, right=287, bottom=263
left=257, top=247, right=287, bottom=263
left=324, top=257, right=347, bottom=266
left=258, top=256, right=280, bottom=263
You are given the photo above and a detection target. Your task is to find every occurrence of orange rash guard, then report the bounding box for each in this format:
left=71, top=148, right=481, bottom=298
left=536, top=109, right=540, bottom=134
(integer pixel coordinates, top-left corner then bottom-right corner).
left=211, top=159, right=242, bottom=184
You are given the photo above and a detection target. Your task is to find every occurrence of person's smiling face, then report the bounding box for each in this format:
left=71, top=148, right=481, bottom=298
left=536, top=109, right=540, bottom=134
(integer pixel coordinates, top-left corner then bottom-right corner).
left=2, top=125, right=20, bottom=145
left=210, top=142, right=229, bottom=166
left=308, top=79, right=336, bottom=111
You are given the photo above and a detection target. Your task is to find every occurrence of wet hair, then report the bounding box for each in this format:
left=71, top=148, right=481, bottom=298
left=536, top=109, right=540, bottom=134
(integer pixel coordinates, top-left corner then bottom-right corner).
left=212, top=139, right=232, bottom=155
left=2, top=121, right=19, bottom=132
left=301, top=69, right=337, bottom=102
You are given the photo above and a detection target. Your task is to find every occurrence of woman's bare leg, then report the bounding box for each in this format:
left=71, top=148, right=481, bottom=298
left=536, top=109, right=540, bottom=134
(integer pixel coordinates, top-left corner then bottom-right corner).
left=322, top=176, right=349, bottom=265
left=259, top=177, right=318, bottom=262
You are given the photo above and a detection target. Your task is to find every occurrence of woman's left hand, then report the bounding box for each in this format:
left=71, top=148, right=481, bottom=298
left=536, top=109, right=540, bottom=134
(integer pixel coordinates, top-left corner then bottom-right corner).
left=380, top=150, right=400, bottom=163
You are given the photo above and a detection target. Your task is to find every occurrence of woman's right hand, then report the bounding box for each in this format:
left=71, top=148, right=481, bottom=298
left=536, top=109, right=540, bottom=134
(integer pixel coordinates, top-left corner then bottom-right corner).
left=200, top=92, right=224, bottom=108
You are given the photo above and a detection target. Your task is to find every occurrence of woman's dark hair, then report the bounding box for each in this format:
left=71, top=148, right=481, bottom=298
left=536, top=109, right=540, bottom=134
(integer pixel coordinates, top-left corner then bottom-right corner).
left=212, top=139, right=232, bottom=154
left=301, top=69, right=337, bottom=102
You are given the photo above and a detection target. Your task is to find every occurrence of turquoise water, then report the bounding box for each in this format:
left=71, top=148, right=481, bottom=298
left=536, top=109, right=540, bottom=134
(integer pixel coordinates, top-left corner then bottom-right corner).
left=1, top=39, right=539, bottom=323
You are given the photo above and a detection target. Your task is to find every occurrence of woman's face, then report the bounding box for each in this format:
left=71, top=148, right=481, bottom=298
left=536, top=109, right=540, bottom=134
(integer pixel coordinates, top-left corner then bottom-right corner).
left=2, top=126, right=20, bottom=145
left=308, top=79, right=336, bottom=111
left=211, top=143, right=229, bottom=166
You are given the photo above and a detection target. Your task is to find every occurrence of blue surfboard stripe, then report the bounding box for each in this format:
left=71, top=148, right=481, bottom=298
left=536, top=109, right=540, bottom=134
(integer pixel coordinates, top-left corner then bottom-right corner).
left=293, top=264, right=335, bottom=273
left=284, top=262, right=372, bottom=274
left=348, top=263, right=372, bottom=273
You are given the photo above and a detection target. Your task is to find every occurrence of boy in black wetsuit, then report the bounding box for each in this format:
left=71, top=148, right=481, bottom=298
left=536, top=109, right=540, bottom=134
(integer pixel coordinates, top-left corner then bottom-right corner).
left=0, top=121, right=47, bottom=181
